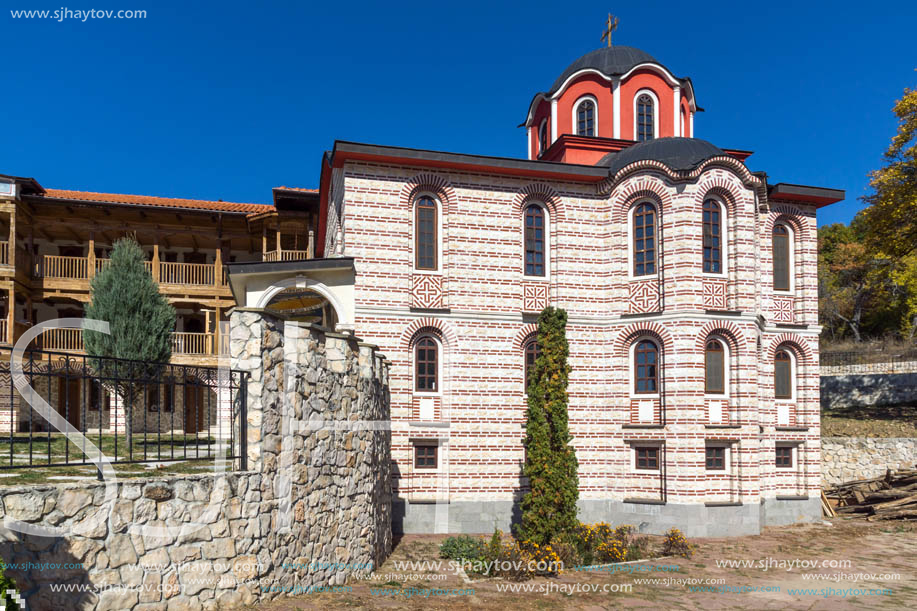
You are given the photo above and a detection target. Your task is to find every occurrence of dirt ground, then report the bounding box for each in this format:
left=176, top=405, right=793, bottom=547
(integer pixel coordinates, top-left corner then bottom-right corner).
left=821, top=404, right=917, bottom=438
left=252, top=517, right=916, bottom=610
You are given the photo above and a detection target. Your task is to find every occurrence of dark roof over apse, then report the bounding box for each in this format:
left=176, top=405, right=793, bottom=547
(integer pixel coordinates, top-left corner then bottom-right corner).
left=598, top=137, right=726, bottom=175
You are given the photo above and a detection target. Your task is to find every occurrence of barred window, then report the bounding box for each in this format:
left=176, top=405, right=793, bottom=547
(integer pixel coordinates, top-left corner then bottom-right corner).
left=576, top=99, right=595, bottom=136
left=703, top=199, right=722, bottom=273
left=524, top=337, right=540, bottom=390
left=637, top=94, right=655, bottom=142
left=705, top=446, right=726, bottom=470
left=634, top=339, right=659, bottom=394
left=415, top=197, right=437, bottom=270
left=775, top=446, right=793, bottom=468
left=705, top=339, right=725, bottom=394
left=772, top=224, right=791, bottom=291
left=524, top=204, right=546, bottom=277
left=775, top=349, right=792, bottom=399
left=633, top=203, right=657, bottom=276
left=415, top=337, right=438, bottom=392
left=635, top=446, right=659, bottom=470
left=414, top=444, right=437, bottom=469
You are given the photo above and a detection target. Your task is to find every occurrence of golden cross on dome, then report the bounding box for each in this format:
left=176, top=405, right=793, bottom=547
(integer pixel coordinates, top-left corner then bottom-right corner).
left=601, top=13, right=619, bottom=47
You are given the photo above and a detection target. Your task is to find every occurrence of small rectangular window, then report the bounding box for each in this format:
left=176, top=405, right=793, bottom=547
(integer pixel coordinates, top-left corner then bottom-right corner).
left=635, top=446, right=659, bottom=470
left=775, top=446, right=793, bottom=468
left=705, top=446, right=726, bottom=470
left=414, top=444, right=437, bottom=469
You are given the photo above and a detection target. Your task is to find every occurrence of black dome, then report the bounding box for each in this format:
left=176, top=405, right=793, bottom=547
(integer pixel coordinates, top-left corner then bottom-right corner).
left=599, top=138, right=726, bottom=175
left=549, top=46, right=661, bottom=94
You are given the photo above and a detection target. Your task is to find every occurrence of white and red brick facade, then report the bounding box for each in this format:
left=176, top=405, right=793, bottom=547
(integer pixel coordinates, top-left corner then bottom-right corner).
left=324, top=147, right=831, bottom=536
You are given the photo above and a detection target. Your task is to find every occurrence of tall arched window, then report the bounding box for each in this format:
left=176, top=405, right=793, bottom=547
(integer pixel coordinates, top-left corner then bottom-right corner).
left=637, top=94, right=655, bottom=142
left=634, top=339, right=659, bottom=394
left=774, top=349, right=793, bottom=399
left=633, top=202, right=657, bottom=276
left=576, top=99, right=595, bottom=137
left=524, top=204, right=546, bottom=277
left=524, top=336, right=540, bottom=390
left=415, top=196, right=437, bottom=271
left=415, top=336, right=438, bottom=392
left=539, top=120, right=548, bottom=155
left=772, top=224, right=791, bottom=291
left=703, top=199, right=723, bottom=273
left=705, top=339, right=726, bottom=394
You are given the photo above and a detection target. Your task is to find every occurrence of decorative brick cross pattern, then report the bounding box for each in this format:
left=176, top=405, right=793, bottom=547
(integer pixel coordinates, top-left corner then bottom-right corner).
left=412, top=274, right=444, bottom=310
left=702, top=280, right=727, bottom=310
left=523, top=283, right=548, bottom=312
left=629, top=281, right=659, bottom=313
left=772, top=297, right=795, bottom=323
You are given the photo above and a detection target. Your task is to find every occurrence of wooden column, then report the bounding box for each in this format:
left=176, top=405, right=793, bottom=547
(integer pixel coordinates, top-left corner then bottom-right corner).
left=213, top=305, right=221, bottom=355
left=6, top=287, right=14, bottom=345
left=87, top=233, right=96, bottom=279
left=213, top=244, right=222, bottom=287
left=8, top=207, right=15, bottom=271
left=152, top=243, right=160, bottom=282
left=308, top=230, right=315, bottom=259
left=276, top=229, right=281, bottom=257
left=261, top=225, right=267, bottom=259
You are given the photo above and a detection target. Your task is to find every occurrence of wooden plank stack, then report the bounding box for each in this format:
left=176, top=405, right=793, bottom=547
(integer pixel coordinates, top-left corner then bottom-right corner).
left=824, top=468, right=917, bottom=520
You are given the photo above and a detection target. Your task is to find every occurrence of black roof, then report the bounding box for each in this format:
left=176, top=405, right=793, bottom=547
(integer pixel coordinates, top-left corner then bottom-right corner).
left=549, top=46, right=661, bottom=94
left=598, top=137, right=726, bottom=175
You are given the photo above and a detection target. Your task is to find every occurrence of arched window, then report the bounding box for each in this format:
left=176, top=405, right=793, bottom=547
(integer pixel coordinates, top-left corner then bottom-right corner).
left=705, top=339, right=726, bottom=394
left=524, top=204, right=546, bottom=277
left=774, top=349, right=792, bottom=399
left=415, top=336, right=438, bottom=392
left=576, top=99, right=595, bottom=137
left=539, top=120, right=548, bottom=155
left=703, top=199, right=723, bottom=273
left=772, top=224, right=791, bottom=291
left=415, top=196, right=437, bottom=271
left=633, top=202, right=657, bottom=276
left=524, top=336, right=540, bottom=390
left=634, top=339, right=659, bottom=394
left=637, top=94, right=655, bottom=142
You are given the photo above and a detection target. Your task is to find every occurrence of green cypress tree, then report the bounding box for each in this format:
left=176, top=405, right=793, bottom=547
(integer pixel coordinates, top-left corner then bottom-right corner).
left=84, top=237, right=175, bottom=445
left=516, top=306, right=579, bottom=545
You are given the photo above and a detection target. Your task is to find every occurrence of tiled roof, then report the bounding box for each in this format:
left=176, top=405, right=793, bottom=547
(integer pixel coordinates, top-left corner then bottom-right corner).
left=41, top=189, right=273, bottom=213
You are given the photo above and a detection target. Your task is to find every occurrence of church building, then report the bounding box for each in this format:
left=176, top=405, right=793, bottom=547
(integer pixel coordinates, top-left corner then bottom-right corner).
left=0, top=41, right=843, bottom=537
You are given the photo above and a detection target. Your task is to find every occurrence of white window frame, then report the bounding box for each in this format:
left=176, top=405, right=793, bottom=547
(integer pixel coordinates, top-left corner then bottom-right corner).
left=572, top=95, right=598, bottom=137
left=412, top=192, right=443, bottom=274
left=771, top=344, right=799, bottom=408
left=627, top=200, right=660, bottom=280
left=522, top=201, right=550, bottom=280
left=629, top=441, right=663, bottom=472
left=411, top=439, right=443, bottom=474
left=704, top=336, right=730, bottom=399
left=413, top=333, right=443, bottom=397
left=633, top=88, right=660, bottom=141
left=772, top=221, right=795, bottom=294
left=704, top=442, right=732, bottom=472
left=629, top=335, right=661, bottom=399
left=702, top=196, right=728, bottom=278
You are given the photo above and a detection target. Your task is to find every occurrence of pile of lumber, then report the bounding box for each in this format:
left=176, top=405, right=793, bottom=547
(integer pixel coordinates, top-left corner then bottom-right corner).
left=824, top=468, right=917, bottom=521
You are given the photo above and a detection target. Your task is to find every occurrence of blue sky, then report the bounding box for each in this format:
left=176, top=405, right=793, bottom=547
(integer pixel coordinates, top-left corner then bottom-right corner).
left=3, top=1, right=915, bottom=226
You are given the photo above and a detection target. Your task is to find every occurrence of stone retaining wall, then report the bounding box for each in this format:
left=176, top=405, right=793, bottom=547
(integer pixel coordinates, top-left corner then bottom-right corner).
left=0, top=308, right=392, bottom=610
left=820, top=371, right=917, bottom=410
left=821, top=437, right=917, bottom=485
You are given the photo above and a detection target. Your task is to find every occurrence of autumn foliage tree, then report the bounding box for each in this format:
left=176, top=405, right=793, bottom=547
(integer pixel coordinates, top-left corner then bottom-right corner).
left=516, top=307, right=579, bottom=545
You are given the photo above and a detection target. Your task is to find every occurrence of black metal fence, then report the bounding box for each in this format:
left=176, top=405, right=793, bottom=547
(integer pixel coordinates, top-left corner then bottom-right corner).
left=821, top=349, right=917, bottom=368
left=0, top=348, right=248, bottom=472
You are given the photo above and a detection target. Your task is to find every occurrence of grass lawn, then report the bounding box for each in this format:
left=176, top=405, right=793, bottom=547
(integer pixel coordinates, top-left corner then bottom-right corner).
left=0, top=458, right=222, bottom=486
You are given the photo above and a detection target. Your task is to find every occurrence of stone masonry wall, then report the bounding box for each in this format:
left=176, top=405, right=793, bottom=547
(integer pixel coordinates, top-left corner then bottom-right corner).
left=820, top=370, right=917, bottom=410
left=821, top=437, right=917, bottom=485
left=0, top=308, right=391, bottom=610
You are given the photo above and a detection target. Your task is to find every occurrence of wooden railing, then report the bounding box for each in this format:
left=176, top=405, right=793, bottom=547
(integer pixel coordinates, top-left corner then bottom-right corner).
left=35, top=255, right=89, bottom=279
left=33, top=328, right=217, bottom=356
left=159, top=261, right=215, bottom=286
left=0, top=242, right=8, bottom=266
left=33, top=257, right=224, bottom=287
left=170, top=332, right=213, bottom=355
left=263, top=249, right=312, bottom=262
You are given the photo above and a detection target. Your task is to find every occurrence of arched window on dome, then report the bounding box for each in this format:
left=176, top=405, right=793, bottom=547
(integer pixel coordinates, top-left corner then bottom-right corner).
left=539, top=120, right=548, bottom=156
left=575, top=98, right=595, bottom=137
left=637, top=94, right=655, bottom=142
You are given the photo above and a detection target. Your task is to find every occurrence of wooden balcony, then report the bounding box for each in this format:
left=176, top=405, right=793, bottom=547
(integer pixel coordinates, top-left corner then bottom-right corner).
left=33, top=256, right=227, bottom=288
left=262, top=249, right=312, bottom=262
left=30, top=328, right=220, bottom=359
